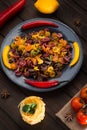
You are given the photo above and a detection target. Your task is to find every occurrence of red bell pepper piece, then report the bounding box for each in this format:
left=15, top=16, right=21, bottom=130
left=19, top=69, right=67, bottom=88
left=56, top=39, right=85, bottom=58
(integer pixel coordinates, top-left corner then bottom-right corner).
left=24, top=79, right=68, bottom=88
left=22, top=20, right=58, bottom=30
left=0, top=0, right=26, bottom=27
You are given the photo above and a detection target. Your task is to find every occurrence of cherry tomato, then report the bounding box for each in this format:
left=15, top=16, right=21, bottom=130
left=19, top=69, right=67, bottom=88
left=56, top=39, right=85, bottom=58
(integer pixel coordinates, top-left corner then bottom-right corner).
left=80, top=87, right=87, bottom=102
left=71, top=97, right=84, bottom=112
left=76, top=109, right=87, bottom=125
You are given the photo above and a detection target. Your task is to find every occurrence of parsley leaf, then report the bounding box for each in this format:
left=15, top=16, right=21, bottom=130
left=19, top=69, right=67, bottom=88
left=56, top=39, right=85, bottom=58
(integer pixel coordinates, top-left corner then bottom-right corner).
left=22, top=103, right=37, bottom=114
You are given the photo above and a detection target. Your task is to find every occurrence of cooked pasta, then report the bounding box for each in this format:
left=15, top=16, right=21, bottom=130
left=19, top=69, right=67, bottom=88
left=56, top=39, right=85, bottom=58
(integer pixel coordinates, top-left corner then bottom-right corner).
left=8, top=28, right=72, bottom=80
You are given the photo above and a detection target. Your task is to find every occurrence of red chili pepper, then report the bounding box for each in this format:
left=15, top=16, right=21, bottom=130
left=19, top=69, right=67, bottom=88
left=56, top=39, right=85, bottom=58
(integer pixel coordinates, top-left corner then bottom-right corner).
left=22, top=20, right=58, bottom=30
left=24, top=79, right=68, bottom=88
left=0, top=0, right=26, bottom=27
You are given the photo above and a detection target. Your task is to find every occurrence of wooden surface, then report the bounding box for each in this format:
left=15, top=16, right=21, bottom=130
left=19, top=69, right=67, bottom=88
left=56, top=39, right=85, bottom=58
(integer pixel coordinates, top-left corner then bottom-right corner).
left=0, top=0, right=87, bottom=130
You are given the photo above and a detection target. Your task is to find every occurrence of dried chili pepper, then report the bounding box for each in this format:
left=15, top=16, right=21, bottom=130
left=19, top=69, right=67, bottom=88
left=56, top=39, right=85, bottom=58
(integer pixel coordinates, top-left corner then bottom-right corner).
left=22, top=20, right=58, bottom=30
left=24, top=79, right=68, bottom=88
left=0, top=0, right=26, bottom=27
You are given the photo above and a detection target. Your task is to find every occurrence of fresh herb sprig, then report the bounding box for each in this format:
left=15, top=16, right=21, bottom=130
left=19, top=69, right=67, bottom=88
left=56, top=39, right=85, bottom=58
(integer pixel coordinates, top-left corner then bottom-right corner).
left=22, top=103, right=37, bottom=114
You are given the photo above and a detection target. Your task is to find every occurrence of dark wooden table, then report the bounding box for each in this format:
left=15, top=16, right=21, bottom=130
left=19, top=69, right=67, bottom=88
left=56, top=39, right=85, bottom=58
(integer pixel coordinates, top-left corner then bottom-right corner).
left=0, top=0, right=87, bottom=130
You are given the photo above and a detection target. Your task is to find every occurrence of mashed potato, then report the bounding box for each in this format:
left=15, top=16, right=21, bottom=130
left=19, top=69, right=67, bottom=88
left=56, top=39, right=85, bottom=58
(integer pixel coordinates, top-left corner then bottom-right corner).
left=18, top=96, right=45, bottom=125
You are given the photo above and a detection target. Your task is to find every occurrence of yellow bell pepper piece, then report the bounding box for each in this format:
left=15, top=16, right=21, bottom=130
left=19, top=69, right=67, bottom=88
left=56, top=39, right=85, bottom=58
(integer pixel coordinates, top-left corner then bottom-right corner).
left=2, top=45, right=11, bottom=69
left=69, top=42, right=80, bottom=67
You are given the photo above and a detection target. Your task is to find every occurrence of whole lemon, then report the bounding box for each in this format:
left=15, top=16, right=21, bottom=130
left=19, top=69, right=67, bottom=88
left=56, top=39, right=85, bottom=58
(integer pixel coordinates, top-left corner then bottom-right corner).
left=34, top=0, right=60, bottom=14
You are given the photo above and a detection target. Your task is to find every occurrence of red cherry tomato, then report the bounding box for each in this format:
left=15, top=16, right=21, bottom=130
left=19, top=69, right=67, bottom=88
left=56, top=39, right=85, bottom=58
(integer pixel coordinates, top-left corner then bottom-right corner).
left=71, top=97, right=84, bottom=112
left=76, top=109, right=87, bottom=125
left=80, top=87, right=87, bottom=102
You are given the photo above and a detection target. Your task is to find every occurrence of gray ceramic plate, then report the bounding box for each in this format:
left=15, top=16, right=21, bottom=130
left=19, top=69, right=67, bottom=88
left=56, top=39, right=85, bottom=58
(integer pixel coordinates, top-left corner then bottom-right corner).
left=0, top=18, right=83, bottom=92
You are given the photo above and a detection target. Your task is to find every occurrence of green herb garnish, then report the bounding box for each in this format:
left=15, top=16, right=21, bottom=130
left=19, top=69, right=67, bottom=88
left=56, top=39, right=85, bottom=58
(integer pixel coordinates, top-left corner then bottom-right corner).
left=22, top=103, right=37, bottom=114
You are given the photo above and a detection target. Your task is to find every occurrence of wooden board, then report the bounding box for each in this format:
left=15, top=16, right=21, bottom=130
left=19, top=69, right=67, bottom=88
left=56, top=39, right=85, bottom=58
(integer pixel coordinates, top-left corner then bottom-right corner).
left=56, top=84, right=87, bottom=130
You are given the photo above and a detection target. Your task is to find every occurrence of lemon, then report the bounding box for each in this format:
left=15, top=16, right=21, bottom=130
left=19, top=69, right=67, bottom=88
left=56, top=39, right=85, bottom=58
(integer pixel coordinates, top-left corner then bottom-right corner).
left=34, top=0, right=60, bottom=14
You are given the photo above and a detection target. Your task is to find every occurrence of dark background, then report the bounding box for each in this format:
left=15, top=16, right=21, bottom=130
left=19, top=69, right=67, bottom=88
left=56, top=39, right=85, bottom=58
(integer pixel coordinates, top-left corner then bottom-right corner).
left=0, top=0, right=87, bottom=130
